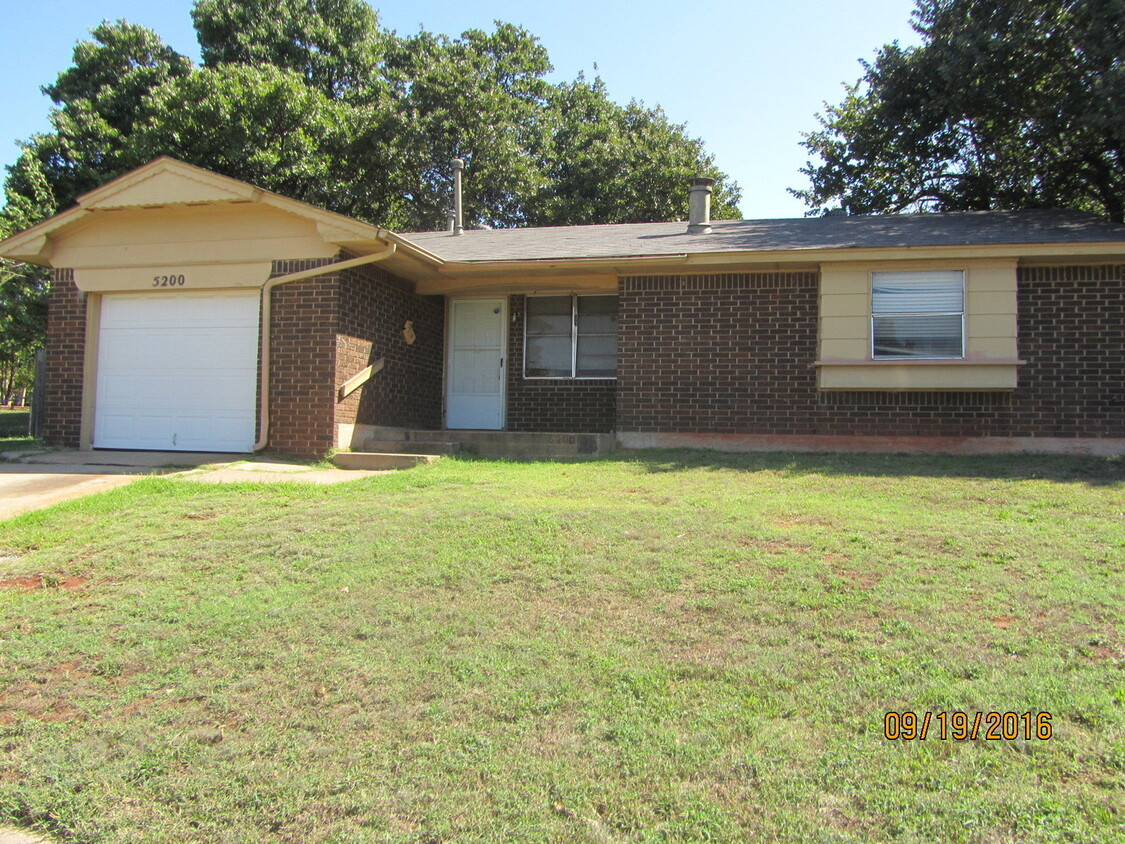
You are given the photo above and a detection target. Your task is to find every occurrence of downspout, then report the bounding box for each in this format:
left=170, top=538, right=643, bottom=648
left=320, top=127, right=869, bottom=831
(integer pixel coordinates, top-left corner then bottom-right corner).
left=253, top=243, right=397, bottom=452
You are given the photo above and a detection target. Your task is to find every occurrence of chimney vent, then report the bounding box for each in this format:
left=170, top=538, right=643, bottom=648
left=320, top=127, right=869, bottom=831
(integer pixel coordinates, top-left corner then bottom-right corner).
left=688, top=177, right=714, bottom=234
left=451, top=158, right=464, bottom=236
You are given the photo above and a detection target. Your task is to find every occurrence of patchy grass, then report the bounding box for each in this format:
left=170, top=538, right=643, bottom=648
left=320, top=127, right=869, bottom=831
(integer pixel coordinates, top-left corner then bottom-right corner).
left=0, top=409, right=36, bottom=453
left=0, top=451, right=1122, bottom=843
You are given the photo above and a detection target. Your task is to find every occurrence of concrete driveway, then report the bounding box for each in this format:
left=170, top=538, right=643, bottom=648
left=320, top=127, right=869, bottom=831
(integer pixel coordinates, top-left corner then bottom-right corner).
left=0, top=450, right=392, bottom=521
left=0, top=450, right=235, bottom=521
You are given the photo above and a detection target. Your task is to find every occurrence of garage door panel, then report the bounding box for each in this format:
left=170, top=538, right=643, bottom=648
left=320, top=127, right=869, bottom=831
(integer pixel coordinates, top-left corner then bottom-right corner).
left=134, top=414, right=174, bottom=444
left=137, top=374, right=175, bottom=404
left=96, top=413, right=143, bottom=443
left=98, top=332, right=140, bottom=361
left=100, top=374, right=137, bottom=402
left=94, top=292, right=259, bottom=452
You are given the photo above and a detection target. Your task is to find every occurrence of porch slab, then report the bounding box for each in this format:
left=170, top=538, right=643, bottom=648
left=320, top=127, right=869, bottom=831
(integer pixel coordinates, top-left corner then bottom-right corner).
left=357, top=427, right=616, bottom=459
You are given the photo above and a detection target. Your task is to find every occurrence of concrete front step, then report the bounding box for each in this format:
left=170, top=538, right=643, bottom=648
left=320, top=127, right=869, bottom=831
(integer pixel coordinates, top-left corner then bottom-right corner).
left=362, top=427, right=615, bottom=459
left=332, top=452, right=440, bottom=471
left=361, top=439, right=461, bottom=455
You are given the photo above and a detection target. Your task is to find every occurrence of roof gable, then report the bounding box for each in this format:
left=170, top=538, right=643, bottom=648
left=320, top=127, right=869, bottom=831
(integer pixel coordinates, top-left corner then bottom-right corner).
left=78, top=158, right=258, bottom=209
left=0, top=157, right=441, bottom=270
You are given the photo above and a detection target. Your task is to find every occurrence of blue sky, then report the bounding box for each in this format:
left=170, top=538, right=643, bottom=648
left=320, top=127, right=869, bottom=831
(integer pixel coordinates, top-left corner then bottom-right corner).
left=0, top=0, right=922, bottom=219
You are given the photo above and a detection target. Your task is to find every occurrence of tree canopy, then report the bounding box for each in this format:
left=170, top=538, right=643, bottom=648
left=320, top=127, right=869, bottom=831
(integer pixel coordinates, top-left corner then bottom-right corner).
left=3, top=0, right=740, bottom=234
left=793, top=0, right=1125, bottom=221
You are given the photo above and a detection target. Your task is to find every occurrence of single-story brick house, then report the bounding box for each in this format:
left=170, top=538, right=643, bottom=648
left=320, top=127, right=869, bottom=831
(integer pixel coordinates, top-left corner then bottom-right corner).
left=1, top=157, right=1122, bottom=456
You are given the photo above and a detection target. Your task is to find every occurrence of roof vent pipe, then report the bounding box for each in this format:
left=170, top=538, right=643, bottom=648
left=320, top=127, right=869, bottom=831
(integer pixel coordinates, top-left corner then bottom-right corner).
left=688, top=177, right=714, bottom=234
left=446, top=209, right=456, bottom=232
left=451, top=158, right=464, bottom=236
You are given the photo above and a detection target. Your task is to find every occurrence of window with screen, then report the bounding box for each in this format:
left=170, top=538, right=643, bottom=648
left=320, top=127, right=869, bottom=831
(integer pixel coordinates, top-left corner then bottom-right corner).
left=871, top=270, right=964, bottom=359
left=525, top=295, right=618, bottom=378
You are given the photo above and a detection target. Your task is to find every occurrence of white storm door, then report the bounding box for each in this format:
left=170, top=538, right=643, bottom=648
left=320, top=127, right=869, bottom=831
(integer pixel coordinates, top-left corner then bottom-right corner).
left=93, top=290, right=260, bottom=452
left=446, top=298, right=506, bottom=430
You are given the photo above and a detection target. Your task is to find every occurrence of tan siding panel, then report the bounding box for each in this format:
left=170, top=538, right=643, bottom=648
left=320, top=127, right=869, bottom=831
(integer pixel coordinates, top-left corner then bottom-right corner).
left=819, top=365, right=1018, bottom=390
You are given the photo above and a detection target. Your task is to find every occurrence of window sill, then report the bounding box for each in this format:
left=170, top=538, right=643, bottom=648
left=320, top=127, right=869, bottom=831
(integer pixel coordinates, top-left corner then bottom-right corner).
left=815, top=359, right=1024, bottom=390
left=813, top=358, right=1026, bottom=367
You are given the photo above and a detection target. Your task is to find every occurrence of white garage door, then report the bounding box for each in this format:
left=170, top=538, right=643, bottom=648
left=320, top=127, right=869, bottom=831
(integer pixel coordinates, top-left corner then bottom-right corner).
left=94, top=291, right=259, bottom=452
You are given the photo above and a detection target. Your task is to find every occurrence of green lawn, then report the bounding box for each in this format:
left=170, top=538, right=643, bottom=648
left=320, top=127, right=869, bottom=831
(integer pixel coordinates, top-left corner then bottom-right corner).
left=0, top=451, right=1122, bottom=843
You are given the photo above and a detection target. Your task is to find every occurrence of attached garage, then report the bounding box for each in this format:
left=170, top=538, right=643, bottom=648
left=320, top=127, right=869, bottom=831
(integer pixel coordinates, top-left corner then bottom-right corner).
left=0, top=158, right=437, bottom=456
left=93, top=291, right=260, bottom=452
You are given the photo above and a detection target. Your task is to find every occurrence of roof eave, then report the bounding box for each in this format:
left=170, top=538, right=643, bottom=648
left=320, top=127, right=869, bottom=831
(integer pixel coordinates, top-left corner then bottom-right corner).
left=428, top=239, right=1125, bottom=274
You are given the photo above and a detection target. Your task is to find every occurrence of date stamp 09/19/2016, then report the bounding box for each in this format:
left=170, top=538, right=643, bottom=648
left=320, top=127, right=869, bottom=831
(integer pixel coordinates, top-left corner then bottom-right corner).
left=883, top=711, right=1053, bottom=741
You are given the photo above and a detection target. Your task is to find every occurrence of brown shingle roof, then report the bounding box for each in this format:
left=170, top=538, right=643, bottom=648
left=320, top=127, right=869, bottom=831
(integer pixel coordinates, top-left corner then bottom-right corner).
left=403, top=210, right=1125, bottom=262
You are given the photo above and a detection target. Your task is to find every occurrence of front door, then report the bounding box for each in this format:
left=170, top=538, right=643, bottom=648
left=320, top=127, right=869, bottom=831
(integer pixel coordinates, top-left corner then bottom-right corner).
left=446, top=298, right=506, bottom=429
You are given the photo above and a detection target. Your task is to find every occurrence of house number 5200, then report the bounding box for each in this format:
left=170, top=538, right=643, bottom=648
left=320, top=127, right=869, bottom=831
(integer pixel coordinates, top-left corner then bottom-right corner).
left=153, top=274, right=186, bottom=287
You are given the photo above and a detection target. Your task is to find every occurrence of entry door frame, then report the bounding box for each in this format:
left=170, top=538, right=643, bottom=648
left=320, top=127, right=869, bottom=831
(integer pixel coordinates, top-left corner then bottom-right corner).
left=444, top=296, right=508, bottom=430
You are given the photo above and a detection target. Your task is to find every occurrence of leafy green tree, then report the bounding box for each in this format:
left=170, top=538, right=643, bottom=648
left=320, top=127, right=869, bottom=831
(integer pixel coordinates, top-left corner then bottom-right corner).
left=0, top=256, right=44, bottom=405
left=0, top=153, right=53, bottom=403
left=794, top=0, right=1125, bottom=221
left=383, top=23, right=555, bottom=229
left=530, top=76, right=741, bottom=225
left=5, top=3, right=741, bottom=235
left=191, top=0, right=387, bottom=103
left=126, top=64, right=358, bottom=212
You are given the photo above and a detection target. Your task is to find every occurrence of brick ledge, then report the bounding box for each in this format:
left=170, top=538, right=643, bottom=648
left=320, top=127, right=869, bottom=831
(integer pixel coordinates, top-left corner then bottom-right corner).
left=617, top=432, right=1125, bottom=457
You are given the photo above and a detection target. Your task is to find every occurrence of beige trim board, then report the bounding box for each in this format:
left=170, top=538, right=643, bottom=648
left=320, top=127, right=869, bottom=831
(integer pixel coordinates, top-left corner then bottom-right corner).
left=617, top=431, right=1125, bottom=457
left=416, top=273, right=617, bottom=296
left=79, top=292, right=100, bottom=450
left=338, top=359, right=384, bottom=401
left=436, top=241, right=1125, bottom=279
left=814, top=358, right=1026, bottom=367
left=75, top=262, right=275, bottom=293
left=817, top=364, right=1019, bottom=391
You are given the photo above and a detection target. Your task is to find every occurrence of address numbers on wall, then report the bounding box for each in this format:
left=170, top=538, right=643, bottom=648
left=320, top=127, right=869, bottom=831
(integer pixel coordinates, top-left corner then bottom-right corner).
left=152, top=274, right=187, bottom=287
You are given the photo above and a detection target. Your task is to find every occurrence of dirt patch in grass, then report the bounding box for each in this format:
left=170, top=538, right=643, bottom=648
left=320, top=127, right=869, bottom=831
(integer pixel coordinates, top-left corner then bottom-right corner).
left=771, top=514, right=832, bottom=528
left=738, top=537, right=814, bottom=555
left=0, top=575, right=87, bottom=591
left=826, top=564, right=879, bottom=589
left=0, top=682, right=88, bottom=724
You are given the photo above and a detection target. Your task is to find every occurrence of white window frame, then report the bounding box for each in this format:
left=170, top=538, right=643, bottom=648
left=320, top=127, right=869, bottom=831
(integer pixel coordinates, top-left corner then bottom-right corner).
left=870, top=270, right=966, bottom=360
left=523, top=294, right=618, bottom=380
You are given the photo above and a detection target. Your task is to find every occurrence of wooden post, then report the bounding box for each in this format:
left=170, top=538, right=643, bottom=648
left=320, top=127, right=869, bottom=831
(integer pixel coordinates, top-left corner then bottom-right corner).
left=30, top=347, right=46, bottom=438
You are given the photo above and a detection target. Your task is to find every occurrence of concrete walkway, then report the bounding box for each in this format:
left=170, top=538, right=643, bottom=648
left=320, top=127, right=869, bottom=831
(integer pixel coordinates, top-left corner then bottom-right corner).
left=0, top=451, right=389, bottom=520
left=179, top=458, right=390, bottom=485
left=0, top=826, right=57, bottom=844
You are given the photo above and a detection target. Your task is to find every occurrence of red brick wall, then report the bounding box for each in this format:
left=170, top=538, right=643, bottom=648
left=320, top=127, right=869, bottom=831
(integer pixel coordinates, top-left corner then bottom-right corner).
left=335, top=263, right=444, bottom=433
left=618, top=267, right=1125, bottom=440
left=617, top=272, right=820, bottom=434
left=505, top=294, right=616, bottom=432
left=43, top=268, right=85, bottom=447
left=267, top=259, right=340, bottom=456
left=1012, top=264, right=1124, bottom=437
